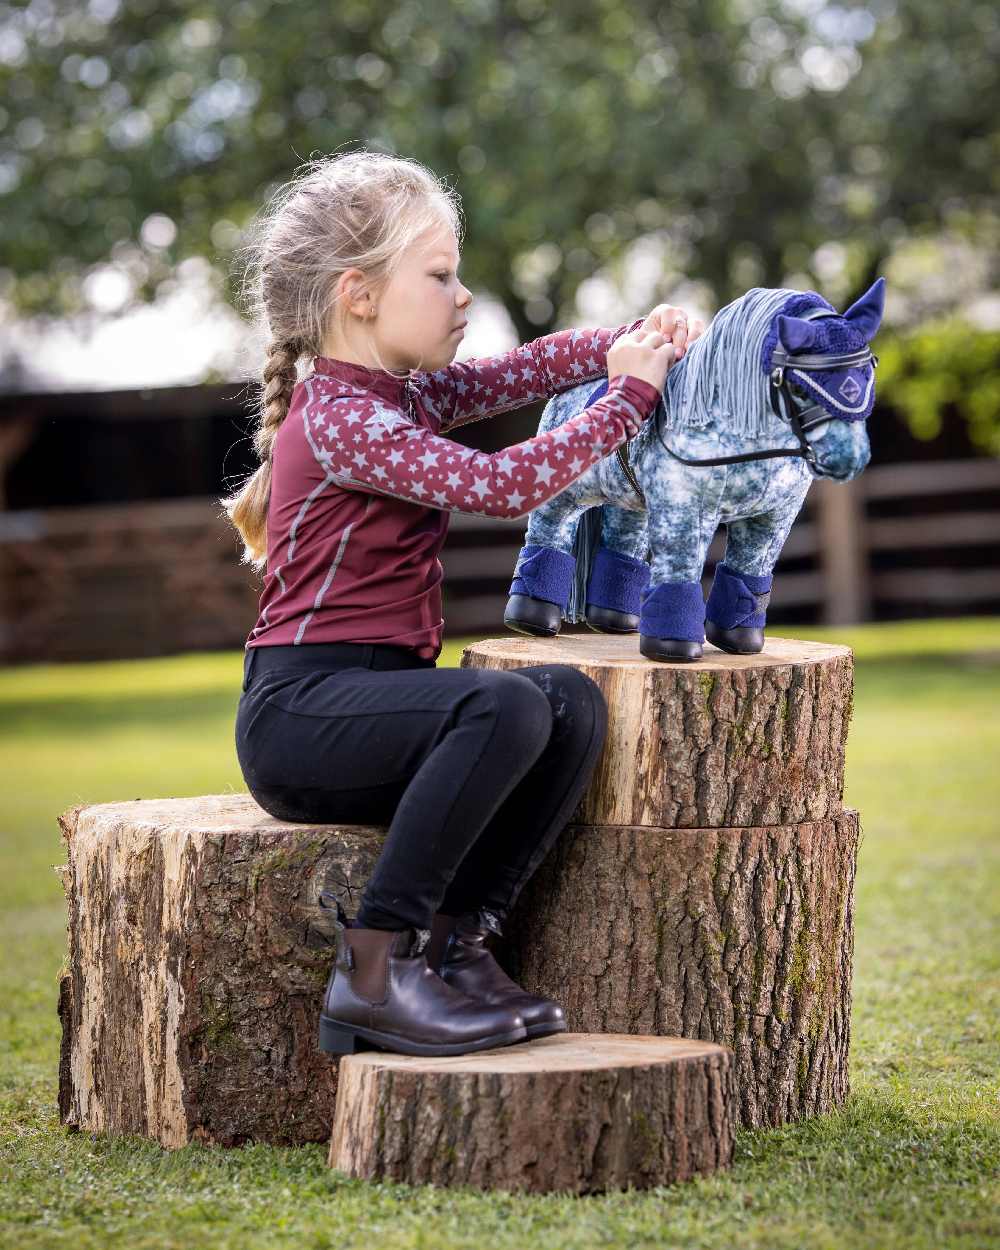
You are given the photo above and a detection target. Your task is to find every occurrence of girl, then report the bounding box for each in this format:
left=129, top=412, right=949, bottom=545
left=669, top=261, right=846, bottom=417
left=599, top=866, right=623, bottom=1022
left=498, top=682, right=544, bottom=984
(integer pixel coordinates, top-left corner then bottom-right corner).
left=222, top=148, right=702, bottom=1059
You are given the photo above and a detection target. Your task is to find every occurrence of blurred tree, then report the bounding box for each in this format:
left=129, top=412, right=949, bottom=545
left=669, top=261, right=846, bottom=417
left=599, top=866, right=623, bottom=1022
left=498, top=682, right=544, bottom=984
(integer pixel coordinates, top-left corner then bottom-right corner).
left=875, top=320, right=1000, bottom=456
left=0, top=0, right=996, bottom=353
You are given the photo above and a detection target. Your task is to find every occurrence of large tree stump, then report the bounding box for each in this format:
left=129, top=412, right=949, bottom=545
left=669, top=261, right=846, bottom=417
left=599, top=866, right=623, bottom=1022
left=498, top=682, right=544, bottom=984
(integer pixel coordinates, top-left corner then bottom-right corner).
left=56, top=794, right=387, bottom=1148
left=328, top=1033, right=736, bottom=1193
left=461, top=635, right=858, bottom=1129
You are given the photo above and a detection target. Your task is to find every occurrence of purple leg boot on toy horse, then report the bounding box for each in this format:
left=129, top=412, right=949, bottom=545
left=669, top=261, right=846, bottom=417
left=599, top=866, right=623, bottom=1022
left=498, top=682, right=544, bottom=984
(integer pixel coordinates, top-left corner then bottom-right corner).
left=506, top=544, right=650, bottom=637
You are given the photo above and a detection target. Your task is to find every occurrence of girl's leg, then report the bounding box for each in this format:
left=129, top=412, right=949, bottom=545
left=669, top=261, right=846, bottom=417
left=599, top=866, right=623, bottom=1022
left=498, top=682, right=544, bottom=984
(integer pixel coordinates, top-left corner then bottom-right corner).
left=236, top=664, right=559, bottom=931
left=437, top=664, right=608, bottom=920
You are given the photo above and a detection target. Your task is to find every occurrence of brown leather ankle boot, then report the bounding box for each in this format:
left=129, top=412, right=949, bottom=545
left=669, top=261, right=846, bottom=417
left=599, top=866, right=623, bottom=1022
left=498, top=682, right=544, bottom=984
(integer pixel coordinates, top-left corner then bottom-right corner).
left=430, top=907, right=567, bottom=1041
left=317, top=896, right=527, bottom=1057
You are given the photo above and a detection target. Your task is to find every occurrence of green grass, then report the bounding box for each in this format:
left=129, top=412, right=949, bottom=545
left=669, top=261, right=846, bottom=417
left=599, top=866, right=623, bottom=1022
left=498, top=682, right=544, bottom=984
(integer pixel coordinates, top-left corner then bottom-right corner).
left=2, top=618, right=999, bottom=1249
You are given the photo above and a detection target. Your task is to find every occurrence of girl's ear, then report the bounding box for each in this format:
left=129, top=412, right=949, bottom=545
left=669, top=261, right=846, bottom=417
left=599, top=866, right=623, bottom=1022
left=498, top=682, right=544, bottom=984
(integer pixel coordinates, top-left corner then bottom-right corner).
left=338, top=267, right=375, bottom=319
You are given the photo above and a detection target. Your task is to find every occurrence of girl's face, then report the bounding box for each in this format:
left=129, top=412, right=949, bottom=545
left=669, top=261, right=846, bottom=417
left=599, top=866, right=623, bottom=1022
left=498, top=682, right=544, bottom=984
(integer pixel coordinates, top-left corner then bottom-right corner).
left=374, top=222, right=473, bottom=373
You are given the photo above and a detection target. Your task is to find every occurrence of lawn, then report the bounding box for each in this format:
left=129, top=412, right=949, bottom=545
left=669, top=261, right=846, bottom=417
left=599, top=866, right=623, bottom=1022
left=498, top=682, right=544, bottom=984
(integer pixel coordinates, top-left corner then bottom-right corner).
left=2, top=619, right=998, bottom=1249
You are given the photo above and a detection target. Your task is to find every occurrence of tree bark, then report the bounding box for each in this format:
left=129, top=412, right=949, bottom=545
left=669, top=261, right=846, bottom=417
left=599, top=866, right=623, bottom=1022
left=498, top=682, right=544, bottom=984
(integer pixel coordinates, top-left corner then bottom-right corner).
left=328, top=1033, right=736, bottom=1193
left=57, top=794, right=386, bottom=1148
left=497, top=811, right=859, bottom=1129
left=460, top=635, right=854, bottom=828
left=57, top=636, right=858, bottom=1145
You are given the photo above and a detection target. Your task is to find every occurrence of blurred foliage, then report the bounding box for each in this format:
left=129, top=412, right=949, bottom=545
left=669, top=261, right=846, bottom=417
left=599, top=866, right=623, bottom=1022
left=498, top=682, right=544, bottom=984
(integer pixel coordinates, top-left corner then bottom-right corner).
left=876, top=322, right=1000, bottom=456
left=0, top=0, right=997, bottom=352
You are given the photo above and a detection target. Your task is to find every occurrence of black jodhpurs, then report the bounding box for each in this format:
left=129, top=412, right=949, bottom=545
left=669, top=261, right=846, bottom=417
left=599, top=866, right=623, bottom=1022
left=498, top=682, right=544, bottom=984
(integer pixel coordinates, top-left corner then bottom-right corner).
left=234, top=641, right=608, bottom=932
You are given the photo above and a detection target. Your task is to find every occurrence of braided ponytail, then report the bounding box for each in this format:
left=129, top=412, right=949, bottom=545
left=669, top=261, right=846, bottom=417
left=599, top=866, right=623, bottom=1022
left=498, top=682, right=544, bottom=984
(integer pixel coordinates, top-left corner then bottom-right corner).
left=221, top=337, right=305, bottom=568
left=219, top=147, right=463, bottom=572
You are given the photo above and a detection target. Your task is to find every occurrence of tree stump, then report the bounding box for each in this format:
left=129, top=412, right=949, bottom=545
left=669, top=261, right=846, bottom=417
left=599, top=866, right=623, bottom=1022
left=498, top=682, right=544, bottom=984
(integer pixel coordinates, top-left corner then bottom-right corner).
left=460, top=635, right=858, bottom=1128
left=56, top=794, right=387, bottom=1148
left=463, top=634, right=854, bottom=828
left=56, top=635, right=857, bottom=1146
left=328, top=1033, right=736, bottom=1193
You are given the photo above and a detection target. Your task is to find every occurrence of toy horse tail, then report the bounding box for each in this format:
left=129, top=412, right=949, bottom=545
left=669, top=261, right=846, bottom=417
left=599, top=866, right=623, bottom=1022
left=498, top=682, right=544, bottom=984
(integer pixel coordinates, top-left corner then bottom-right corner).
left=564, top=505, right=603, bottom=623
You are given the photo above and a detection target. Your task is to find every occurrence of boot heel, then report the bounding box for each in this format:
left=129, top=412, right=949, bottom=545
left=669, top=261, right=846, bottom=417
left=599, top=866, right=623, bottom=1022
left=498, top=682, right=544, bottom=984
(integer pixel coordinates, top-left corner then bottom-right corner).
left=319, top=1016, right=360, bottom=1055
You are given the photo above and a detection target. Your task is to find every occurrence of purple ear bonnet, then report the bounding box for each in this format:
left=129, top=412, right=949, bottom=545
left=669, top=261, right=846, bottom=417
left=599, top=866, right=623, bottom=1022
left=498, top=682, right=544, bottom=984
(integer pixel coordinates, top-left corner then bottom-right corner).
left=760, top=279, right=885, bottom=422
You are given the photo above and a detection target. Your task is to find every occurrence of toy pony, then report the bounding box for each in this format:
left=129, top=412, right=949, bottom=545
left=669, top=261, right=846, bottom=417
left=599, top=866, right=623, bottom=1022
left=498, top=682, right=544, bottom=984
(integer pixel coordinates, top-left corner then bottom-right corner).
left=504, top=279, right=885, bottom=661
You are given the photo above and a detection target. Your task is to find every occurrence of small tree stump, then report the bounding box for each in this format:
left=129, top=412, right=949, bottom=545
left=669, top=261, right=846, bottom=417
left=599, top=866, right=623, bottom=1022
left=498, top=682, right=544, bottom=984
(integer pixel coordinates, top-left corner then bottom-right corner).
left=328, top=1033, right=736, bottom=1193
left=461, top=634, right=853, bottom=828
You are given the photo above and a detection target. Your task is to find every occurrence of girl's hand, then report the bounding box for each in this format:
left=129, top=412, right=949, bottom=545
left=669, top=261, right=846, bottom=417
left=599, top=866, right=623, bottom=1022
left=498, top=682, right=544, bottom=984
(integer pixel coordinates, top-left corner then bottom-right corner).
left=607, top=327, right=676, bottom=394
left=640, top=304, right=705, bottom=360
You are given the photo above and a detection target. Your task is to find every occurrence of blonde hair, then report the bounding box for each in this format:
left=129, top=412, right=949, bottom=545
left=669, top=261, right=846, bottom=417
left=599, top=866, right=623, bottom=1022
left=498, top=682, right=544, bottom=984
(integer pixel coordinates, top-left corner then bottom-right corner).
left=219, top=146, right=464, bottom=569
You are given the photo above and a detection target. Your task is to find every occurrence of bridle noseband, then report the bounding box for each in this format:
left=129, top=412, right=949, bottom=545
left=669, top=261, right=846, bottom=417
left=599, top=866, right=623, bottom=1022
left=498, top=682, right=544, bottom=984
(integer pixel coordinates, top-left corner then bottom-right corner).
left=615, top=306, right=878, bottom=495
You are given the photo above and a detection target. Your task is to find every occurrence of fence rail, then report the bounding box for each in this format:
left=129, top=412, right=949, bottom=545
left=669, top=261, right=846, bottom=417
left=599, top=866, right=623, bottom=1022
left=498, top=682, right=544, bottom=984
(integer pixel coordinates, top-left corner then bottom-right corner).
left=1, top=458, right=998, bottom=663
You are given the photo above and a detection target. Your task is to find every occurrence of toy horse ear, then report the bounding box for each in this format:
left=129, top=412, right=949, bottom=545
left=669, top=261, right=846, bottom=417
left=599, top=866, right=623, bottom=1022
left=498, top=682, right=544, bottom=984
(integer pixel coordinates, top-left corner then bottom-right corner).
left=841, top=276, right=886, bottom=340
left=776, top=314, right=818, bottom=354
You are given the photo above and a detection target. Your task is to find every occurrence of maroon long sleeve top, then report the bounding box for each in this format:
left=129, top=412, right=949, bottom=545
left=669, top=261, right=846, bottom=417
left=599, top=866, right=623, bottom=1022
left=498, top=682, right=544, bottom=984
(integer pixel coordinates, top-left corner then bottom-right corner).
left=246, top=319, right=660, bottom=660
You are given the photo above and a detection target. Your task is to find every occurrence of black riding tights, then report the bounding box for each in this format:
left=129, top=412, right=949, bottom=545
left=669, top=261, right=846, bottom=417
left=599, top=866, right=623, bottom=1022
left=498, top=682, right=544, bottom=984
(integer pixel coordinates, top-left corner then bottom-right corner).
left=235, top=642, right=608, bottom=932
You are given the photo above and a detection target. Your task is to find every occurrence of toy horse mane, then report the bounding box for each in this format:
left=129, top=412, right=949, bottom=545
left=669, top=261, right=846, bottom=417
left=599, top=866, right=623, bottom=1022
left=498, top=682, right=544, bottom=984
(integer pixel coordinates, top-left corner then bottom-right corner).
left=663, top=287, right=835, bottom=439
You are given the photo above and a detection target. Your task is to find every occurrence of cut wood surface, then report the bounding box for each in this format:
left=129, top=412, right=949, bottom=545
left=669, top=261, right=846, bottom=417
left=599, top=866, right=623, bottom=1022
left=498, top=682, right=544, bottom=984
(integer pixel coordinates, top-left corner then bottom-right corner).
left=328, top=1033, right=736, bottom=1193
left=461, top=635, right=854, bottom=828
left=498, top=809, right=860, bottom=1129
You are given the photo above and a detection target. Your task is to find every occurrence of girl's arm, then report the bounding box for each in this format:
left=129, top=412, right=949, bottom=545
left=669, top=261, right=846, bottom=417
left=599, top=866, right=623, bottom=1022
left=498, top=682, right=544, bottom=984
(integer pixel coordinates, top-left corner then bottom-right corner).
left=305, top=372, right=660, bottom=520
left=412, top=319, right=645, bottom=434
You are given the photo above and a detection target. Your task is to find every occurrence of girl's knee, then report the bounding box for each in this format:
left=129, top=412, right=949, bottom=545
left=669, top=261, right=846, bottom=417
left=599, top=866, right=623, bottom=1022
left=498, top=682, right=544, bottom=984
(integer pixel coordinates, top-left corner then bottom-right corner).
left=473, top=670, right=553, bottom=758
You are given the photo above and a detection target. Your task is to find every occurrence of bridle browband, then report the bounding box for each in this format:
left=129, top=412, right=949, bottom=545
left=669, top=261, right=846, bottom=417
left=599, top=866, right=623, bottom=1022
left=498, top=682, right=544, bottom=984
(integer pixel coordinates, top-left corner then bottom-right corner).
left=615, top=305, right=878, bottom=497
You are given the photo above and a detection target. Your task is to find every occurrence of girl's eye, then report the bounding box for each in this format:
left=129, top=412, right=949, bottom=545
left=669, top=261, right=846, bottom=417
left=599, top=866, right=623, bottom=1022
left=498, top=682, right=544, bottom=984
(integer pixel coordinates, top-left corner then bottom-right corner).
left=434, top=273, right=450, bottom=282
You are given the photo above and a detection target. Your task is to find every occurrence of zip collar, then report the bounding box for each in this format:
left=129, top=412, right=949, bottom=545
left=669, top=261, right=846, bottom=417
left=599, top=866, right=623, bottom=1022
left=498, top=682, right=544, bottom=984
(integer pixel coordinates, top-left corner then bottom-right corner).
left=310, top=354, right=412, bottom=404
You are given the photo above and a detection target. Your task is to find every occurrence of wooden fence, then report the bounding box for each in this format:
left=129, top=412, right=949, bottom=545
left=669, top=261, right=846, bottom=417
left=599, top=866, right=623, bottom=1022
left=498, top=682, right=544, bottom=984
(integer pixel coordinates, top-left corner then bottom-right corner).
left=1, top=458, right=998, bottom=664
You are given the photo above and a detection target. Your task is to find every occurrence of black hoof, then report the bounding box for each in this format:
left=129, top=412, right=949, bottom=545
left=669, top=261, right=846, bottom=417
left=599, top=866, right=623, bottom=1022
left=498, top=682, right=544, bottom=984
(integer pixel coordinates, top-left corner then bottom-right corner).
left=639, top=634, right=704, bottom=662
left=705, top=621, right=765, bottom=655
left=585, top=604, right=639, bottom=633
left=504, top=594, right=562, bottom=637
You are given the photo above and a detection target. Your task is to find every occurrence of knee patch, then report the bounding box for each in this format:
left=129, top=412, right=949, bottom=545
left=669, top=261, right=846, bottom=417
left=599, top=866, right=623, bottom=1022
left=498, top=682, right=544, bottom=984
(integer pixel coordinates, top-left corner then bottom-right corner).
left=705, top=562, right=772, bottom=629
left=484, top=673, right=553, bottom=758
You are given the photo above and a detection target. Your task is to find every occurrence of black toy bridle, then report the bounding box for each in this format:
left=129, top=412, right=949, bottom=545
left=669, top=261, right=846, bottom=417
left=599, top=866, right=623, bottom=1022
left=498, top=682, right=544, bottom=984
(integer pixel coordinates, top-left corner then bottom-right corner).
left=616, top=305, right=878, bottom=497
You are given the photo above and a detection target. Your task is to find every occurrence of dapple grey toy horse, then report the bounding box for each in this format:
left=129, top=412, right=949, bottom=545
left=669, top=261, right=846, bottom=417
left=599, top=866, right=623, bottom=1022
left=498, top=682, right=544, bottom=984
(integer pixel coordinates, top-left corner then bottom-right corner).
left=504, top=279, right=885, bottom=662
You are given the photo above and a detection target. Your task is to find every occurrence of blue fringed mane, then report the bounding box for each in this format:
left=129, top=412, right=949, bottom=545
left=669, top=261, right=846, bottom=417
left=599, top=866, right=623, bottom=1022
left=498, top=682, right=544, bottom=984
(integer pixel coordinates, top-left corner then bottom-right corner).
left=662, top=287, right=834, bottom=438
